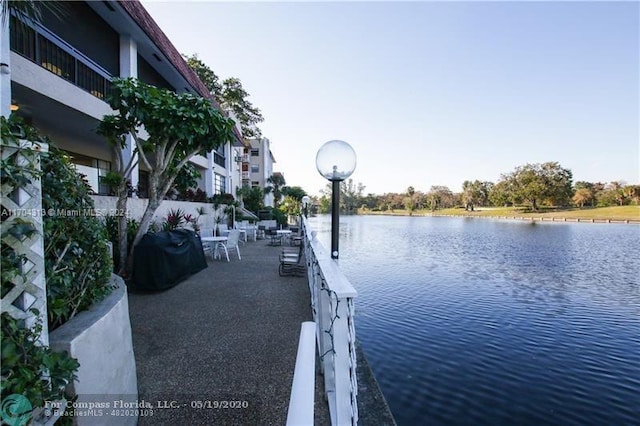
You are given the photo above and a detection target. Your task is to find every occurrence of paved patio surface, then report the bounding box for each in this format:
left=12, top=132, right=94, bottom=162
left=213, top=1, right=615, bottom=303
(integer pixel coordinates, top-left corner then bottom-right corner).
left=128, top=237, right=395, bottom=425
left=128, top=239, right=329, bottom=425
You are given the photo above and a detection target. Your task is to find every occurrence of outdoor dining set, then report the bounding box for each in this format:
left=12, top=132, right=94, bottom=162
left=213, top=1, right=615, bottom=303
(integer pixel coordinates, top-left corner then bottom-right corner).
left=198, top=220, right=304, bottom=266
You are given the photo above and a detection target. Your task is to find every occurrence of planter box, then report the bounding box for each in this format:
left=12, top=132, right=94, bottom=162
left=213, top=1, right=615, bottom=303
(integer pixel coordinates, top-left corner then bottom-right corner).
left=49, top=275, right=137, bottom=426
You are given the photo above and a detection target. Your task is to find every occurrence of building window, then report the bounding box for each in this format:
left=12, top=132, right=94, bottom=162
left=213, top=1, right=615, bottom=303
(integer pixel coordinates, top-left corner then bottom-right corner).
left=214, top=173, right=226, bottom=195
left=251, top=181, right=260, bottom=188
left=214, top=151, right=225, bottom=167
left=250, top=165, right=259, bottom=173
left=65, top=151, right=111, bottom=195
left=250, top=148, right=259, bottom=157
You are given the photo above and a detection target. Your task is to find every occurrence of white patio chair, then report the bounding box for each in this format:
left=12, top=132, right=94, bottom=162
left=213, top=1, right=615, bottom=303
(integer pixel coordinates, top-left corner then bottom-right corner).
left=199, top=228, right=214, bottom=259
left=216, top=229, right=241, bottom=262
left=215, top=223, right=229, bottom=237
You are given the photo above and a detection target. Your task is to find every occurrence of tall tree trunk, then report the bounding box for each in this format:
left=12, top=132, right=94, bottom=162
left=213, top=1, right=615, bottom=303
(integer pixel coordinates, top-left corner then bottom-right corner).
left=125, top=172, right=161, bottom=274
left=116, top=184, right=129, bottom=276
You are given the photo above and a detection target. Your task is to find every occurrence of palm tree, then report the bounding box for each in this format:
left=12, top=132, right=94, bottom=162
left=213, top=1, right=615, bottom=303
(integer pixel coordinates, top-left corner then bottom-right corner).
left=265, top=173, right=286, bottom=208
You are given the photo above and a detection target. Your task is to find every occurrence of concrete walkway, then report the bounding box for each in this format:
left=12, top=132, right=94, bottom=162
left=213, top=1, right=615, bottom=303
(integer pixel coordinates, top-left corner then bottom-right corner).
left=128, top=240, right=330, bottom=425
left=128, top=237, right=396, bottom=425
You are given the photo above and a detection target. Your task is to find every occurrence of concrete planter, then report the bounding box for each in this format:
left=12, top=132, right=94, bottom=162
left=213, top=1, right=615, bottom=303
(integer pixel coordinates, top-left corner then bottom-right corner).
left=48, top=275, right=137, bottom=426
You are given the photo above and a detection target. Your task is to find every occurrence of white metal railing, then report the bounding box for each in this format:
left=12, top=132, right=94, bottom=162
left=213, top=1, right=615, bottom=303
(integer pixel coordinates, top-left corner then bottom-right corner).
left=301, top=217, right=358, bottom=426
left=286, top=321, right=317, bottom=426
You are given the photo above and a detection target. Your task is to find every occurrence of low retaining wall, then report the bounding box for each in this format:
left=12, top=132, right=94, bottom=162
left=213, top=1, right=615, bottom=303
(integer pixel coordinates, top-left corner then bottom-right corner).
left=91, top=196, right=223, bottom=229
left=48, top=275, right=138, bottom=426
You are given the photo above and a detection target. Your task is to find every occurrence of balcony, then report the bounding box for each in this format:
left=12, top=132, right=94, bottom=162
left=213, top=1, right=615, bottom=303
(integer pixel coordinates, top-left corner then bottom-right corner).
left=242, top=171, right=250, bottom=180
left=9, top=13, right=112, bottom=100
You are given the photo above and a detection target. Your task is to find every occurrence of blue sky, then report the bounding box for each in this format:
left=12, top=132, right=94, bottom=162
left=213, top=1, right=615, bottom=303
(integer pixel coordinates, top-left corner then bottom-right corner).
left=141, top=0, right=639, bottom=196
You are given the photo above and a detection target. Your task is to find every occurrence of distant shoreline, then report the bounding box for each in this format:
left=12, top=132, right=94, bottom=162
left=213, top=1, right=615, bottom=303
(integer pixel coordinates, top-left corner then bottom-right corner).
left=359, top=206, right=640, bottom=224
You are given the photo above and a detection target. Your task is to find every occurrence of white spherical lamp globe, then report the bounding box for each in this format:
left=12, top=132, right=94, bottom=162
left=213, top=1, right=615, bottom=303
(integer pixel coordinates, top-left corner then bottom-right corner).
left=315, top=140, right=357, bottom=182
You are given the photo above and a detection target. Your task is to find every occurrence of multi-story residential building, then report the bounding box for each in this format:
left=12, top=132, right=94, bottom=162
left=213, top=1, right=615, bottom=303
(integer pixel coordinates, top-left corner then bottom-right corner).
left=1, top=0, right=244, bottom=198
left=242, top=137, right=277, bottom=207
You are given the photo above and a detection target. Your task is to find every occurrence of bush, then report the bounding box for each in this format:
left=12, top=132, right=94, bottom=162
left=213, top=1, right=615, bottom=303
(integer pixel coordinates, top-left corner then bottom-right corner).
left=1, top=313, right=79, bottom=410
left=1, top=115, right=81, bottom=416
left=41, top=146, right=114, bottom=330
left=211, top=193, right=235, bottom=205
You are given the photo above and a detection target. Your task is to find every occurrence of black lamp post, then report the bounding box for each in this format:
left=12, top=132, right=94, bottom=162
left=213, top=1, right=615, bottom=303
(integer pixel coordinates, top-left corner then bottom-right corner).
left=302, top=195, right=310, bottom=218
left=315, top=140, right=357, bottom=259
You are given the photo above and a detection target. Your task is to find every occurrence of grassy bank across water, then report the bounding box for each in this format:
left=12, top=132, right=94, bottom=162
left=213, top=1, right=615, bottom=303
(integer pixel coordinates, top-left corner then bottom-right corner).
left=362, top=206, right=640, bottom=223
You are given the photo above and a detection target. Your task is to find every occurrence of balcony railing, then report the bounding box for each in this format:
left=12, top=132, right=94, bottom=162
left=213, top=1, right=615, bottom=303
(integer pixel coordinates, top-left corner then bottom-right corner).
left=241, top=171, right=250, bottom=180
left=301, top=217, right=358, bottom=425
left=9, top=13, right=112, bottom=99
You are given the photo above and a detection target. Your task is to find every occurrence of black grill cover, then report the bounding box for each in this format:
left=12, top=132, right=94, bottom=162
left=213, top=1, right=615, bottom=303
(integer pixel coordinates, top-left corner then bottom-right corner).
left=131, top=229, right=207, bottom=291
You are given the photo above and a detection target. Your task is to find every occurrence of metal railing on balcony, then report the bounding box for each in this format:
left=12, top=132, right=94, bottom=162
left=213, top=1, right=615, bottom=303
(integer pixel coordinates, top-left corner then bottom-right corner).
left=301, top=217, right=359, bottom=426
left=9, top=13, right=112, bottom=99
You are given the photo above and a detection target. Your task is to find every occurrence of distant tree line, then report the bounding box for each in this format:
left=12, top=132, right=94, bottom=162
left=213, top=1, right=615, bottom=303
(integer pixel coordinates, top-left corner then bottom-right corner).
left=314, top=162, right=639, bottom=214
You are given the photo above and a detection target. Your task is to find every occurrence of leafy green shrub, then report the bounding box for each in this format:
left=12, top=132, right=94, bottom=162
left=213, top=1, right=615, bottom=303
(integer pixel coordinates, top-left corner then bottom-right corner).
left=211, top=193, right=235, bottom=205
left=1, top=115, right=80, bottom=416
left=41, top=146, right=114, bottom=330
left=1, top=312, right=79, bottom=409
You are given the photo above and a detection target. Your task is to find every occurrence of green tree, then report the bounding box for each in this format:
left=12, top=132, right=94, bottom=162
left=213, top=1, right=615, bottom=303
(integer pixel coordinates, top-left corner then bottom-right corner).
left=500, top=162, right=573, bottom=210
left=489, top=180, right=511, bottom=206
left=98, top=78, right=235, bottom=273
left=572, top=188, right=593, bottom=208
left=574, top=181, right=597, bottom=207
left=265, top=172, right=286, bottom=209
left=426, top=186, right=454, bottom=211
left=320, top=179, right=365, bottom=213
left=282, top=186, right=307, bottom=201
left=280, top=195, right=301, bottom=217
left=623, top=185, right=640, bottom=205
left=182, top=53, right=222, bottom=98
left=404, top=186, right=416, bottom=215
left=462, top=180, right=483, bottom=211
left=184, top=54, right=264, bottom=138
left=220, top=77, right=264, bottom=138
left=237, top=186, right=264, bottom=214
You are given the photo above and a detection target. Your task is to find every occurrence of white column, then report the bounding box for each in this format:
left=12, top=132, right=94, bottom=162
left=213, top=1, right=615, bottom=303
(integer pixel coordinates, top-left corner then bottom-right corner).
left=205, top=151, right=214, bottom=197
left=1, top=14, right=11, bottom=118
left=119, top=35, right=139, bottom=192
left=225, top=142, right=232, bottom=194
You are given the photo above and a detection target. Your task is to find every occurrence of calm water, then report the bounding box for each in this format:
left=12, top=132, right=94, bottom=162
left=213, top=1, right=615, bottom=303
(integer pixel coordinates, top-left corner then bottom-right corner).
left=308, top=215, right=640, bottom=426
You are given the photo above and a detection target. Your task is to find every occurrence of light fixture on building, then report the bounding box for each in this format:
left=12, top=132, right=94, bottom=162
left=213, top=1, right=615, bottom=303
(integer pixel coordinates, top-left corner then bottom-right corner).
left=315, top=140, right=356, bottom=259
left=10, top=104, right=19, bottom=111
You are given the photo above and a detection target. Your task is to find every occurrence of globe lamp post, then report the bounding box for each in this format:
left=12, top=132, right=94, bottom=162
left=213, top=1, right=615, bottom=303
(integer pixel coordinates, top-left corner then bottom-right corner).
left=302, top=195, right=311, bottom=218
left=315, top=140, right=356, bottom=259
